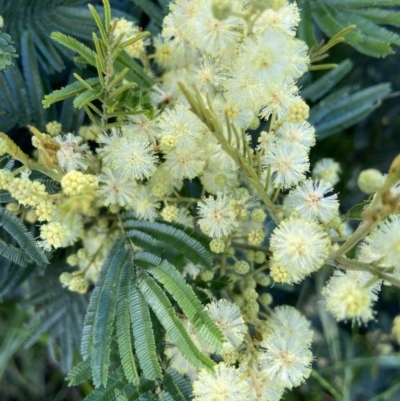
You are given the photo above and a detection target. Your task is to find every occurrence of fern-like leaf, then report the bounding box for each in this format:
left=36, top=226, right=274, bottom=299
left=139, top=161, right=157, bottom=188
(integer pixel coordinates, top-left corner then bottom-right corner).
left=0, top=239, right=32, bottom=267
left=81, top=238, right=124, bottom=358
left=123, top=216, right=213, bottom=269
left=73, top=85, right=103, bottom=109
left=115, top=380, right=155, bottom=401
left=91, top=244, right=129, bottom=387
left=67, top=357, right=93, bottom=386
left=125, top=229, right=164, bottom=255
left=302, top=59, right=353, bottom=102
left=0, top=207, right=48, bottom=266
left=138, top=272, right=215, bottom=371
left=310, top=83, right=391, bottom=139
left=139, top=254, right=224, bottom=348
left=21, top=31, right=48, bottom=130
left=50, top=32, right=96, bottom=66
left=163, top=369, right=192, bottom=401
left=129, top=284, right=162, bottom=381
left=0, top=259, right=35, bottom=299
left=307, top=0, right=400, bottom=57
left=116, top=260, right=139, bottom=385
left=0, top=63, right=31, bottom=129
left=83, top=368, right=126, bottom=401
left=43, top=77, right=100, bottom=108
left=115, top=51, right=153, bottom=88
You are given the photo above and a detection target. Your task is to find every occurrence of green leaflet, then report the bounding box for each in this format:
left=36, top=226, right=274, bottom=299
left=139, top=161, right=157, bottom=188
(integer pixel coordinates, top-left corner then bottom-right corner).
left=302, top=59, right=353, bottom=102
left=66, top=357, right=92, bottom=386
left=115, top=380, right=155, bottom=401
left=0, top=260, right=32, bottom=299
left=122, top=216, right=213, bottom=269
left=91, top=245, right=129, bottom=387
left=129, top=284, right=162, bottom=381
left=0, top=239, right=32, bottom=267
left=324, top=0, right=400, bottom=7
left=21, top=31, right=47, bottom=130
left=81, top=238, right=124, bottom=359
left=23, top=275, right=88, bottom=372
left=42, top=78, right=100, bottom=109
left=159, top=391, right=175, bottom=401
left=145, top=257, right=224, bottom=349
left=83, top=368, right=126, bottom=401
left=50, top=32, right=96, bottom=66
left=0, top=64, right=32, bottom=130
left=116, top=261, right=139, bottom=385
left=310, top=83, right=391, bottom=139
left=138, top=272, right=215, bottom=372
left=115, top=52, right=153, bottom=88
left=163, top=369, right=192, bottom=401
left=344, top=201, right=371, bottom=221
left=73, top=85, right=103, bottom=109
left=125, top=229, right=164, bottom=255
left=24, top=298, right=68, bottom=349
left=0, top=31, right=18, bottom=71
left=355, top=8, right=400, bottom=27
left=307, top=0, right=400, bottom=57
left=0, top=207, right=48, bottom=266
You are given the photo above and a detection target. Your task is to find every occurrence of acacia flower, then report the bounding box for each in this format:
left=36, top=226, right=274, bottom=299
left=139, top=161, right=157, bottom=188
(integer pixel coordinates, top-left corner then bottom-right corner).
left=197, top=193, right=238, bottom=238
left=192, top=363, right=253, bottom=401
left=270, top=217, right=330, bottom=283
left=98, top=168, right=136, bottom=207
left=259, top=331, right=312, bottom=389
left=206, top=299, right=247, bottom=350
left=263, top=142, right=309, bottom=189
left=285, top=179, right=339, bottom=223
left=322, top=270, right=379, bottom=323
left=312, top=158, right=341, bottom=186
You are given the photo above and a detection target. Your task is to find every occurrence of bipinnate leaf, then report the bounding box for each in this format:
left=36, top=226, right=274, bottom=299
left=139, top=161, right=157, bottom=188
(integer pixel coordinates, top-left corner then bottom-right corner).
left=43, top=78, right=100, bottom=108
left=116, top=260, right=139, bottom=385
left=137, top=272, right=215, bottom=372
left=0, top=207, right=48, bottom=266
left=66, top=357, right=92, bottom=386
left=122, top=216, right=213, bottom=269
left=143, top=256, right=224, bottom=348
left=91, top=245, right=129, bottom=387
left=129, top=284, right=162, bottom=381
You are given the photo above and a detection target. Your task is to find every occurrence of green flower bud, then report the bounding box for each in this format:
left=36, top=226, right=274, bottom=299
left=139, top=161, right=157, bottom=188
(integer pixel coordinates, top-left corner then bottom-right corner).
left=358, top=168, right=384, bottom=194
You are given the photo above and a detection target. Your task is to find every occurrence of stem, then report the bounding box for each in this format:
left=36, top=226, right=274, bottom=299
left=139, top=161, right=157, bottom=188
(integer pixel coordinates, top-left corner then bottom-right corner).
left=310, top=370, right=342, bottom=401
left=325, top=256, right=400, bottom=288
left=271, top=185, right=281, bottom=204
left=12, top=165, right=28, bottom=177
left=179, top=82, right=281, bottom=225
left=26, top=161, right=63, bottom=181
left=329, top=220, right=375, bottom=260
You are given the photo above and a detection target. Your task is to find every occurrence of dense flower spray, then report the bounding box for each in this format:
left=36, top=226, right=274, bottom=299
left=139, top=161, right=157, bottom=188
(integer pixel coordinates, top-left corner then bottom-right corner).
left=1, top=0, right=400, bottom=399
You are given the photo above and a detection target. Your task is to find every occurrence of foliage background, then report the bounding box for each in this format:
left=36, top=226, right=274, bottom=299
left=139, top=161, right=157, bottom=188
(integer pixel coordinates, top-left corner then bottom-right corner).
left=0, top=0, right=399, bottom=400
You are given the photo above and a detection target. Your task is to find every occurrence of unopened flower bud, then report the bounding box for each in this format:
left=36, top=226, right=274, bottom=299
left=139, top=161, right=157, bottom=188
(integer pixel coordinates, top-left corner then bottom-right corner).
left=200, top=270, right=214, bottom=281
left=60, top=272, right=73, bottom=286
left=160, top=135, right=178, bottom=151
left=234, top=260, right=250, bottom=275
left=211, top=0, right=232, bottom=20
left=357, top=169, right=384, bottom=194
left=210, top=238, right=225, bottom=254
left=259, top=293, right=273, bottom=307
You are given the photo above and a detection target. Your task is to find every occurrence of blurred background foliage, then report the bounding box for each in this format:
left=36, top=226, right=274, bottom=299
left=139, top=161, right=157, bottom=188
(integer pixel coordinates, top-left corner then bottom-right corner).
left=0, top=0, right=399, bottom=400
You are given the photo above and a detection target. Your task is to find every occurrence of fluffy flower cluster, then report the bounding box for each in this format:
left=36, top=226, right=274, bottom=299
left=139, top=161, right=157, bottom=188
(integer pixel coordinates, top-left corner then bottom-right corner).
left=2, top=0, right=398, bottom=398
